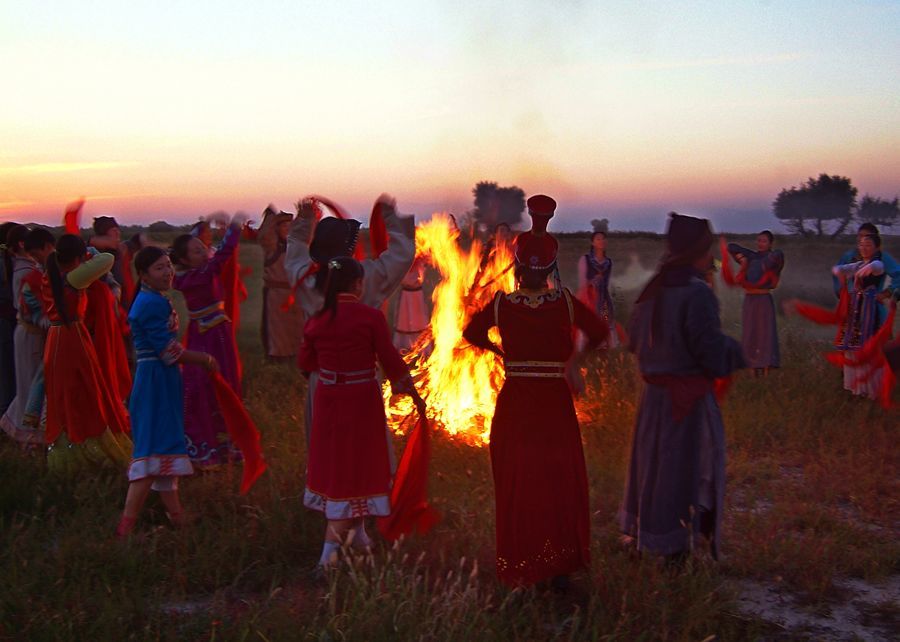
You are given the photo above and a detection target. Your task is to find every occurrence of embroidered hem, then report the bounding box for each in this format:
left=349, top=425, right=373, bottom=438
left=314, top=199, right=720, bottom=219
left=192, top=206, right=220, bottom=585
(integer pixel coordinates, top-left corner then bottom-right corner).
left=303, top=488, right=390, bottom=519
left=128, top=454, right=194, bottom=481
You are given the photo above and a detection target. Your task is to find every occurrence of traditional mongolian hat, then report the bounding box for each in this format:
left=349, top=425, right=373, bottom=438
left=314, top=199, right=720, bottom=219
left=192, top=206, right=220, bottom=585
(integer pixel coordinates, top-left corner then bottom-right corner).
left=514, top=194, right=559, bottom=270
left=665, top=212, right=714, bottom=261
left=635, top=212, right=715, bottom=305
left=309, top=216, right=361, bottom=265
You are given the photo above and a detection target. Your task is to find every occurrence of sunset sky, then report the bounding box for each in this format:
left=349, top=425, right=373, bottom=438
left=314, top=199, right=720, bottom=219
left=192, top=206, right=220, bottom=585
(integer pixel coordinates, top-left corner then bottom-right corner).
left=1, top=1, right=898, bottom=231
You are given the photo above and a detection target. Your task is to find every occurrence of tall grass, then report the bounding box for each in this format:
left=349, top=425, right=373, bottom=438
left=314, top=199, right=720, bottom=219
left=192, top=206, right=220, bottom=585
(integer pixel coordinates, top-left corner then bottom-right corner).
left=0, top=238, right=896, bottom=640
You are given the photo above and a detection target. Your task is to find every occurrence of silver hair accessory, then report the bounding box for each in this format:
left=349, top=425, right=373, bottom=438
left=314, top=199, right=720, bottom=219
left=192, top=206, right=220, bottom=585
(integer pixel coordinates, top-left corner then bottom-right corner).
left=328, top=259, right=341, bottom=270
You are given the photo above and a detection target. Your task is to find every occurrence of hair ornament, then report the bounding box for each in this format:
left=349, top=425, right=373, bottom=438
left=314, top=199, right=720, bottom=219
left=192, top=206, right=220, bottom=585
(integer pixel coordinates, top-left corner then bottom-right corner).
left=328, top=259, right=341, bottom=270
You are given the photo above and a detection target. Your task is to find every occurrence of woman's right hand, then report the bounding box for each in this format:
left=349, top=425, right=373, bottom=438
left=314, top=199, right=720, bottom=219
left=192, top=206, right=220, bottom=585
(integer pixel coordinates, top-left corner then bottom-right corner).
left=203, top=353, right=220, bottom=373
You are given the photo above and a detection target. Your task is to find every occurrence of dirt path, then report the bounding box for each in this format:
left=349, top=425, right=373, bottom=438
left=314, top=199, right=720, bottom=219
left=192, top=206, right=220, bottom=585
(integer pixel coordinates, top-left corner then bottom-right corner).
left=733, top=570, right=898, bottom=639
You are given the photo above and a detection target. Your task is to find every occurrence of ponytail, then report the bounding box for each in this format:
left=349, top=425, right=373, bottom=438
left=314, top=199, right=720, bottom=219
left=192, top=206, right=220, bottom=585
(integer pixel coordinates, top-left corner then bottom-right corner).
left=46, top=252, right=68, bottom=325
left=318, top=256, right=364, bottom=320
left=47, top=234, right=88, bottom=326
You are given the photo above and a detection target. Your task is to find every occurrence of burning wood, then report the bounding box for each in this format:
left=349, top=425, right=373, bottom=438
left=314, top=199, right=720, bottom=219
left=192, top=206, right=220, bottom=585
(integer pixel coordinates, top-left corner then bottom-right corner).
left=384, top=215, right=516, bottom=444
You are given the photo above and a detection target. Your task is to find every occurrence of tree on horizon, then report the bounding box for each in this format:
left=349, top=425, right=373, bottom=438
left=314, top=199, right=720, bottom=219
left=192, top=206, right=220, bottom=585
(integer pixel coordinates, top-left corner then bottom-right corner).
left=773, top=174, right=858, bottom=237
left=858, top=195, right=900, bottom=230
left=471, top=181, right=526, bottom=232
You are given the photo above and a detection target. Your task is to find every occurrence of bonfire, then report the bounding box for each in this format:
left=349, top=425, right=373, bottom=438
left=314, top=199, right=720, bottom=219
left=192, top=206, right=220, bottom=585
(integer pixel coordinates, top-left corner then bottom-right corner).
left=383, top=215, right=516, bottom=444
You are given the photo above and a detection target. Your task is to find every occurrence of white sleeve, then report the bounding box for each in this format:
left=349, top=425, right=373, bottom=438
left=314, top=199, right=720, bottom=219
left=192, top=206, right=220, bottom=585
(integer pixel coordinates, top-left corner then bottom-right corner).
left=359, top=208, right=416, bottom=308
left=284, top=209, right=315, bottom=285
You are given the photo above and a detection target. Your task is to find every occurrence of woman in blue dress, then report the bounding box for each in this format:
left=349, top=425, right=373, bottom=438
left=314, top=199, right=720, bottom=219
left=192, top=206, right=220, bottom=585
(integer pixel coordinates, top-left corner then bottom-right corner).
left=832, top=233, right=888, bottom=399
left=116, top=246, right=219, bottom=538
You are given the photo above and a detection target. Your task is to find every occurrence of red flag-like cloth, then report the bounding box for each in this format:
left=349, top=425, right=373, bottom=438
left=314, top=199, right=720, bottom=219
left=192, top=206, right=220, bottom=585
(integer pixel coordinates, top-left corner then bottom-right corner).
left=209, top=372, right=267, bottom=494
left=794, top=289, right=849, bottom=327
left=377, top=416, right=440, bottom=541
left=822, top=304, right=897, bottom=408
left=719, top=237, right=738, bottom=286
left=369, top=200, right=389, bottom=258
left=121, top=246, right=137, bottom=309
left=64, top=198, right=85, bottom=235
left=221, top=249, right=247, bottom=382
left=84, top=280, right=132, bottom=402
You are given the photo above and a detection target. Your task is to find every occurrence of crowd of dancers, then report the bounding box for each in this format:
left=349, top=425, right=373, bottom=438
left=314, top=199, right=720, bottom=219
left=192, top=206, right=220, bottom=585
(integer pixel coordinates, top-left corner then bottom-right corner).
left=0, top=193, right=897, bottom=588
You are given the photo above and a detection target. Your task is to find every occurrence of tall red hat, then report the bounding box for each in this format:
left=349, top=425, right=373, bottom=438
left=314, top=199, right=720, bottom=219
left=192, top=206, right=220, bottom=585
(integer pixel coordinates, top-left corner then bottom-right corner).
left=525, top=194, right=556, bottom=235
left=515, top=194, right=559, bottom=270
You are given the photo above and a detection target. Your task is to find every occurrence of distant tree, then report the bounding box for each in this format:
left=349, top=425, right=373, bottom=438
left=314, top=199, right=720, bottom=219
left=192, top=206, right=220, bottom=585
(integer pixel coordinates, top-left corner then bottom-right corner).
left=857, top=195, right=900, bottom=229
left=773, top=174, right=858, bottom=237
left=472, top=181, right=526, bottom=231
left=147, top=220, right=175, bottom=233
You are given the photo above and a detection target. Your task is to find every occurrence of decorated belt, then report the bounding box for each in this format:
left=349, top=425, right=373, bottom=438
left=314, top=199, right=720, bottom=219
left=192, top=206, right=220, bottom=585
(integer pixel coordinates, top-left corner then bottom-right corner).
left=188, top=301, right=229, bottom=333
left=402, top=285, right=423, bottom=292
left=319, top=368, right=377, bottom=386
left=50, top=317, right=83, bottom=326
left=504, top=360, right=567, bottom=378
left=743, top=288, right=772, bottom=295
left=188, top=301, right=225, bottom=320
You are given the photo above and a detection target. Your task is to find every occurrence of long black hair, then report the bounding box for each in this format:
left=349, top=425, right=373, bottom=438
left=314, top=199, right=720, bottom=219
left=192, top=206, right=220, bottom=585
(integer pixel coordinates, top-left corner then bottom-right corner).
left=3, top=224, right=28, bottom=285
left=46, top=234, right=87, bottom=325
left=319, top=256, right=364, bottom=320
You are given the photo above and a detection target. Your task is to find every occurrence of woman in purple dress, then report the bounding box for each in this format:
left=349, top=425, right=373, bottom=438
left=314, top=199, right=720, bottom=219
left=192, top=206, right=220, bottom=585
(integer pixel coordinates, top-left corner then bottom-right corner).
left=172, top=216, right=243, bottom=467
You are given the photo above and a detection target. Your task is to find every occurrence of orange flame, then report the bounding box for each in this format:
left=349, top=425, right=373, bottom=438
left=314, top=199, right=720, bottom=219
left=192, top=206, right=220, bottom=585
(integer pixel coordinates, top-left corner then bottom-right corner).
left=384, top=214, right=516, bottom=445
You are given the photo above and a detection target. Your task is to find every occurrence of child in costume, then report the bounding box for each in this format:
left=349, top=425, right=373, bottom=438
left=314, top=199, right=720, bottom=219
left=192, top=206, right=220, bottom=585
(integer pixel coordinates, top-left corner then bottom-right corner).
left=299, top=256, right=423, bottom=570
left=116, top=246, right=219, bottom=537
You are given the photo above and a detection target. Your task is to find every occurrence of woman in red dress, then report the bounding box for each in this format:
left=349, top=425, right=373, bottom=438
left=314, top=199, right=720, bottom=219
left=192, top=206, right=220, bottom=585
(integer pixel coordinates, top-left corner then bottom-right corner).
left=299, top=257, right=423, bottom=569
left=463, top=195, right=609, bottom=588
left=42, top=235, right=131, bottom=467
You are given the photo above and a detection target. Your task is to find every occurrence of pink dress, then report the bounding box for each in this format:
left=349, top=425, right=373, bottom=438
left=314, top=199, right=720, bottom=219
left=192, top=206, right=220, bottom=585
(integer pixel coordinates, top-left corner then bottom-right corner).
left=393, top=259, right=429, bottom=352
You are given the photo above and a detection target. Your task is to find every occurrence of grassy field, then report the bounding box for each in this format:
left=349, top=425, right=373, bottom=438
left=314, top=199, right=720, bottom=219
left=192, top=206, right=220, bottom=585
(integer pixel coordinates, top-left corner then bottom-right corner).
left=0, top=233, right=897, bottom=640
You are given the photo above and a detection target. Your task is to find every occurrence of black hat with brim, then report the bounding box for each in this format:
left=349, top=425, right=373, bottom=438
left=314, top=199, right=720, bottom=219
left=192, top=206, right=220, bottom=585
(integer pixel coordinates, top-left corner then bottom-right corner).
left=309, top=217, right=361, bottom=264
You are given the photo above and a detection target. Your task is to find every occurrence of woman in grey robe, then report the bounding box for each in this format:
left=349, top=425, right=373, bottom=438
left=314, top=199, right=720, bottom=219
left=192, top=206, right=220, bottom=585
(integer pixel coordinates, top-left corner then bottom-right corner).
left=619, top=213, right=745, bottom=562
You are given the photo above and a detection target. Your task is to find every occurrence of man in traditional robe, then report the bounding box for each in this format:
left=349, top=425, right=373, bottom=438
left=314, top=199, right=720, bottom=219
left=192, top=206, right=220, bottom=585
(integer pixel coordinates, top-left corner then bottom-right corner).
left=619, top=213, right=745, bottom=562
